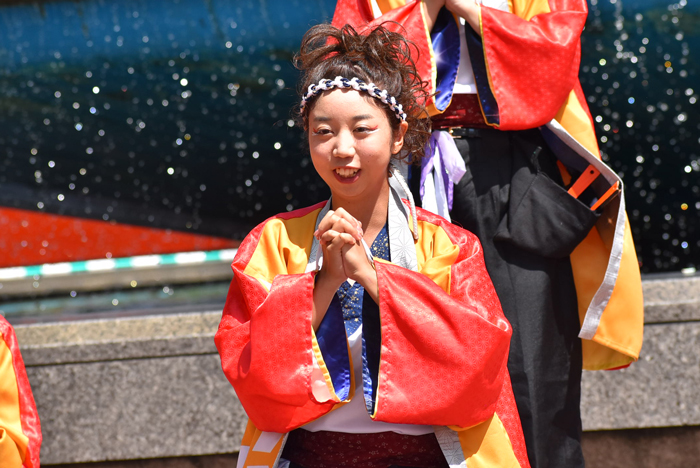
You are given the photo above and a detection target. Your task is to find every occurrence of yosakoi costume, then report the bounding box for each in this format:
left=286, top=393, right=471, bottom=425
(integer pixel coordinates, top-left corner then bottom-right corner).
left=216, top=181, right=531, bottom=468
left=0, top=317, right=42, bottom=468
left=332, top=1, right=644, bottom=467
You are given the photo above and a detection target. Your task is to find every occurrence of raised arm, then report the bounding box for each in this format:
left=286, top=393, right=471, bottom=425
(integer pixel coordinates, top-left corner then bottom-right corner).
left=362, top=214, right=512, bottom=428
left=421, top=0, right=446, bottom=31
left=453, top=0, right=589, bottom=128
left=333, top=0, right=590, bottom=127
left=215, top=212, right=352, bottom=433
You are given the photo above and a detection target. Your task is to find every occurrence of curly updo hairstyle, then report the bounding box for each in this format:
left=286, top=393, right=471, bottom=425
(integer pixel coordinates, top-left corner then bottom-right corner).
left=294, top=23, right=431, bottom=162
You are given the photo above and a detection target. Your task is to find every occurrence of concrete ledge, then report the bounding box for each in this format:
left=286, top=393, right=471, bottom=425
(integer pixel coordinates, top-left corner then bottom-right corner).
left=19, top=312, right=221, bottom=365
left=18, top=312, right=239, bottom=465
left=581, top=323, right=700, bottom=430
left=641, top=275, right=700, bottom=323
left=581, top=425, right=700, bottom=468
left=578, top=273, right=700, bottom=431
left=30, top=355, right=245, bottom=464
left=14, top=275, right=699, bottom=465
left=50, top=454, right=239, bottom=468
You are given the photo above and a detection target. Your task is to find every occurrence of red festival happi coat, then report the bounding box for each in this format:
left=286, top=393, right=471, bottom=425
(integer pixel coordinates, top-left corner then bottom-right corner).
left=332, top=0, right=644, bottom=372
left=216, top=199, right=531, bottom=467
left=0, top=317, right=42, bottom=468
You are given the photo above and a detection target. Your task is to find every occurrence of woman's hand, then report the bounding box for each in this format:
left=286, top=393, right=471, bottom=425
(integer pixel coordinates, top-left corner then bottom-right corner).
left=315, top=209, right=379, bottom=305
left=315, top=208, right=363, bottom=284
left=312, top=209, right=365, bottom=329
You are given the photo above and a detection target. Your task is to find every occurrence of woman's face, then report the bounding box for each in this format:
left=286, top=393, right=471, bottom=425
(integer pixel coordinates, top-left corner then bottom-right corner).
left=308, top=88, right=407, bottom=206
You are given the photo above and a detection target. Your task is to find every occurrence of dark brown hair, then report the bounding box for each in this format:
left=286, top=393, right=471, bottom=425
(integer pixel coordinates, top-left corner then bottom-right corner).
left=294, top=23, right=431, bottom=162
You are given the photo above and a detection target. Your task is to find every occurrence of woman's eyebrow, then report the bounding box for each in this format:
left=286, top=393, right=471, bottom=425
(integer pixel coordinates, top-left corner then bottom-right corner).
left=312, top=114, right=375, bottom=122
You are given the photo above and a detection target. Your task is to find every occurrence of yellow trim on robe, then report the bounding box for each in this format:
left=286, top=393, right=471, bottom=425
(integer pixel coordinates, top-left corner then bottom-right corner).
left=585, top=216, right=644, bottom=369
left=477, top=5, right=502, bottom=128
left=0, top=428, right=24, bottom=468
left=511, top=0, right=551, bottom=21
left=0, top=335, right=29, bottom=466
left=243, top=209, right=321, bottom=286
left=375, top=0, right=404, bottom=13
left=554, top=89, right=600, bottom=156
left=309, top=328, right=358, bottom=405
left=239, top=425, right=287, bottom=468
left=456, top=415, right=520, bottom=468
left=413, top=222, right=459, bottom=294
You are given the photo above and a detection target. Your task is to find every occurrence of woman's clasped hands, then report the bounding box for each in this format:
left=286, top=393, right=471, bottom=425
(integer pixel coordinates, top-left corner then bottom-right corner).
left=311, top=207, right=379, bottom=330
left=314, top=208, right=375, bottom=289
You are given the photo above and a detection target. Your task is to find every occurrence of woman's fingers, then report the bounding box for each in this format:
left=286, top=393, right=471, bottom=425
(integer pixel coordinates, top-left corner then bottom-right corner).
left=341, top=240, right=370, bottom=275
left=333, top=208, right=363, bottom=238
left=318, top=229, right=358, bottom=285
left=319, top=229, right=357, bottom=247
left=319, top=229, right=348, bottom=284
left=315, top=209, right=363, bottom=241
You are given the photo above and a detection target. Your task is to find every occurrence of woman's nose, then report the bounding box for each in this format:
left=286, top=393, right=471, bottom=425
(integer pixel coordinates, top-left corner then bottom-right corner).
left=333, top=129, right=355, bottom=158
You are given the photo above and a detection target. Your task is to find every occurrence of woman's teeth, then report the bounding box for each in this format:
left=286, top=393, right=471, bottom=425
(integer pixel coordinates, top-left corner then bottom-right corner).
left=335, top=168, right=359, bottom=178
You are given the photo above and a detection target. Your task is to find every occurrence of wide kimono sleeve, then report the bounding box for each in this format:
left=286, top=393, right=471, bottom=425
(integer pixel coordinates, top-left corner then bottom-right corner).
left=0, top=318, right=41, bottom=468
left=369, top=211, right=513, bottom=429
left=471, top=0, right=588, bottom=129
left=214, top=206, right=343, bottom=433
left=332, top=0, right=589, bottom=130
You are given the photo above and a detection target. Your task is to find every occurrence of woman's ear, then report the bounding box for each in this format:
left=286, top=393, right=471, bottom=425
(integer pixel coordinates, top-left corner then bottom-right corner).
left=392, top=121, right=409, bottom=154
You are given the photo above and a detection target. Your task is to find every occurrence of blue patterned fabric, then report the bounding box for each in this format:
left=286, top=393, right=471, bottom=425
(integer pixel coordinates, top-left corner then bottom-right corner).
left=334, top=224, right=389, bottom=413
left=314, top=293, right=352, bottom=401
left=336, top=224, right=389, bottom=335
left=313, top=224, right=390, bottom=406
left=431, top=7, right=462, bottom=112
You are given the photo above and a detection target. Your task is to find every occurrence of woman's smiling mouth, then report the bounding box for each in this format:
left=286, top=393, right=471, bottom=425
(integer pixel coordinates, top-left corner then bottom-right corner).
left=334, top=167, right=360, bottom=180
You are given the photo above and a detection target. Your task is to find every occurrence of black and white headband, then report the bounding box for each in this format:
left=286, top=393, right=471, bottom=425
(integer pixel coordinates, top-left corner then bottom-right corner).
left=300, top=76, right=407, bottom=122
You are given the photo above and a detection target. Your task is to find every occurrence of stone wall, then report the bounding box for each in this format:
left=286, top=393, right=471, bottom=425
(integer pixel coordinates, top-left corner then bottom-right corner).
left=13, top=274, right=700, bottom=467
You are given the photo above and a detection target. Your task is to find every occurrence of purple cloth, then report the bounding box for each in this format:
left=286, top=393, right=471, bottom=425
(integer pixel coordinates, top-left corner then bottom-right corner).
left=420, top=131, right=467, bottom=210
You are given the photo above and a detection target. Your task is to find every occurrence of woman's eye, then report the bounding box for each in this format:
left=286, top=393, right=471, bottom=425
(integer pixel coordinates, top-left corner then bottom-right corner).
left=355, top=125, right=378, bottom=133
left=313, top=128, right=332, bottom=135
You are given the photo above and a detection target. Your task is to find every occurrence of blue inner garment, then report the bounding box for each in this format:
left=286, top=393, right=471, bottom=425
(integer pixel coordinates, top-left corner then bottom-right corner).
left=336, top=224, right=389, bottom=414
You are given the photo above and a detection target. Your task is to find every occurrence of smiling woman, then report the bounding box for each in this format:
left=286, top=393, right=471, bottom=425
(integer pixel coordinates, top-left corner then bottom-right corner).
left=308, top=88, right=406, bottom=214
left=214, top=23, right=531, bottom=468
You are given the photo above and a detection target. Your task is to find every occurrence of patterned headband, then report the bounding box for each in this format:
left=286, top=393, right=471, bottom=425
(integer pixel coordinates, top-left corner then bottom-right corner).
left=300, top=76, right=407, bottom=122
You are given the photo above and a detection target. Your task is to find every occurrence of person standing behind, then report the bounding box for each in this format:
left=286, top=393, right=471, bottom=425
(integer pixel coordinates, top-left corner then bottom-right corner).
left=331, top=1, right=644, bottom=467
left=0, top=316, right=42, bottom=468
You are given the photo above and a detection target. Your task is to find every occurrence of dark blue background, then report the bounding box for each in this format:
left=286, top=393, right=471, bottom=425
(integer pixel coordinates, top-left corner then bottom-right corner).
left=0, top=0, right=697, bottom=273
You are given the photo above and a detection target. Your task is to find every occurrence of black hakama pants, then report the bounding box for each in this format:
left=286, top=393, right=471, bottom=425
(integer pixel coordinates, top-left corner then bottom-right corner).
left=415, top=127, right=589, bottom=468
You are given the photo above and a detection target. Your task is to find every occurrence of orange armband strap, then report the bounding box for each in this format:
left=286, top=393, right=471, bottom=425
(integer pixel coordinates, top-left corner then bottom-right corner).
left=565, top=164, right=620, bottom=211
left=591, top=181, right=620, bottom=211
left=568, top=164, right=600, bottom=198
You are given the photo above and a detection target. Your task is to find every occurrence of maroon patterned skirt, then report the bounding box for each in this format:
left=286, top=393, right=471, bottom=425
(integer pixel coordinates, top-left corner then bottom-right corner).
left=281, top=429, right=449, bottom=468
